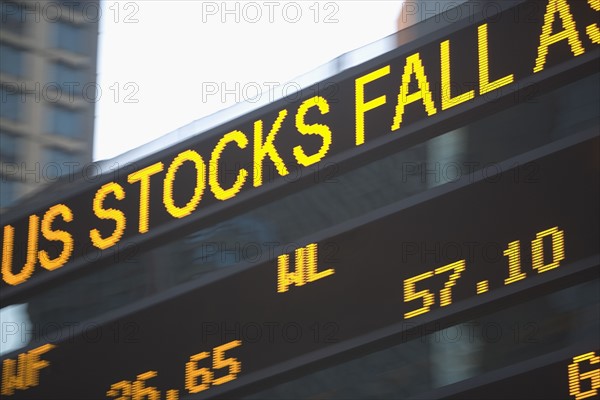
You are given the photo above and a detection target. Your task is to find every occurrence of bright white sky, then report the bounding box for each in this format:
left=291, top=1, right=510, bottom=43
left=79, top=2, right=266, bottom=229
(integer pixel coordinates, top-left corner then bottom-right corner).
left=93, top=0, right=402, bottom=160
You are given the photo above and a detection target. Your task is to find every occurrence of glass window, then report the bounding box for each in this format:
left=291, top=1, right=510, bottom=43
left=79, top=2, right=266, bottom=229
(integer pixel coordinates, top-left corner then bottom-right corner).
left=0, top=85, right=22, bottom=121
left=0, top=1, right=25, bottom=34
left=0, top=43, right=23, bottom=77
left=45, top=105, right=83, bottom=138
left=50, top=62, right=86, bottom=93
left=53, top=21, right=86, bottom=54
left=0, top=179, right=17, bottom=208
left=42, top=147, right=83, bottom=178
left=0, top=131, right=18, bottom=163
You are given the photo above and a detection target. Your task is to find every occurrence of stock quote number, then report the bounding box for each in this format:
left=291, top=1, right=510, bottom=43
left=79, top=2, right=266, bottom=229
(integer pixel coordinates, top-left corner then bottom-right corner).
left=106, top=340, right=242, bottom=399
left=404, top=227, right=565, bottom=319
left=568, top=351, right=599, bottom=400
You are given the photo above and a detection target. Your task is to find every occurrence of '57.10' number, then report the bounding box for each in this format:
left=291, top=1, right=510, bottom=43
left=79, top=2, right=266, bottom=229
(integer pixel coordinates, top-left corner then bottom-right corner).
left=403, top=227, right=565, bottom=319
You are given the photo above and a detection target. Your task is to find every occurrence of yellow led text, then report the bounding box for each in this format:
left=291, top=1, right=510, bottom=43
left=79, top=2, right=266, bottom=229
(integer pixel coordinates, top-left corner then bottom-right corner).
left=391, top=53, right=437, bottom=131
left=107, top=340, right=243, bottom=398
left=38, top=204, right=74, bottom=271
left=106, top=370, right=180, bottom=400
left=2, top=215, right=39, bottom=286
left=403, top=227, right=567, bottom=320
left=1, top=344, right=55, bottom=396
left=477, top=23, right=514, bottom=94
left=163, top=150, right=207, bottom=219
left=355, top=65, right=390, bottom=146
left=440, top=39, right=475, bottom=110
left=90, top=182, right=126, bottom=250
left=503, top=226, right=565, bottom=285
left=404, top=260, right=465, bottom=319
left=277, top=243, right=335, bottom=293
left=210, top=130, right=249, bottom=201
left=253, top=110, right=289, bottom=187
left=534, top=0, right=585, bottom=73
left=127, top=162, right=164, bottom=234
left=568, top=351, right=599, bottom=400
left=293, top=96, right=333, bottom=166
left=587, top=0, right=600, bottom=44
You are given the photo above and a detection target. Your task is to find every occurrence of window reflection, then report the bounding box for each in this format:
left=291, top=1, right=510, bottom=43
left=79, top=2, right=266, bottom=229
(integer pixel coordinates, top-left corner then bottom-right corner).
left=52, top=21, right=86, bottom=54
left=50, top=62, right=86, bottom=93
left=42, top=147, right=83, bottom=177
left=0, top=131, right=18, bottom=162
left=0, top=1, right=26, bottom=35
left=45, top=105, right=83, bottom=138
left=0, top=85, right=22, bottom=121
left=0, top=43, right=24, bottom=77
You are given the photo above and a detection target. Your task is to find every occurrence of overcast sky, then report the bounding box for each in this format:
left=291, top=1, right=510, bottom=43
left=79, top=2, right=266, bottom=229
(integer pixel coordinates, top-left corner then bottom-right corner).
left=93, top=1, right=402, bottom=160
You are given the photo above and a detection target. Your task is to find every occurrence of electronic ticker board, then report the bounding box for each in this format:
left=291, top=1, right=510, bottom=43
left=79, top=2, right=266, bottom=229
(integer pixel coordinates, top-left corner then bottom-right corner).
left=1, top=130, right=598, bottom=399
left=2, top=0, right=600, bottom=398
left=2, top=0, right=599, bottom=301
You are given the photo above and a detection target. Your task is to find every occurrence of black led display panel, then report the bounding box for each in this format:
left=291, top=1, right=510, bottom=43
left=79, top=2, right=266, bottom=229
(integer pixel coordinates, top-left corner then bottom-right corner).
left=1, top=132, right=597, bottom=399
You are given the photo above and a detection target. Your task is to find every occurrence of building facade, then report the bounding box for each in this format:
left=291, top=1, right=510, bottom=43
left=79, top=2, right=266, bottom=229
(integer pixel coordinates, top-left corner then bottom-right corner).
left=0, top=0, right=99, bottom=211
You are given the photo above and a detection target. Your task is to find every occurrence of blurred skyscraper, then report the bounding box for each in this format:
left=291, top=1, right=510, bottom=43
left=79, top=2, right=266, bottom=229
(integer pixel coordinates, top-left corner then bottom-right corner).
left=0, top=0, right=99, bottom=212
